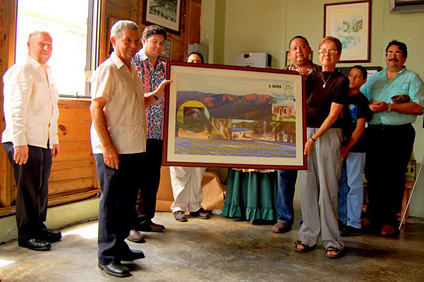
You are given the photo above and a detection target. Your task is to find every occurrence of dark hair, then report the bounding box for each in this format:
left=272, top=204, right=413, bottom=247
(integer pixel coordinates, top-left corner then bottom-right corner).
left=386, top=40, right=407, bottom=58
left=319, top=36, right=342, bottom=54
left=186, top=51, right=204, bottom=63
left=142, top=25, right=167, bottom=40
left=350, top=65, right=368, bottom=80
left=288, top=35, right=310, bottom=48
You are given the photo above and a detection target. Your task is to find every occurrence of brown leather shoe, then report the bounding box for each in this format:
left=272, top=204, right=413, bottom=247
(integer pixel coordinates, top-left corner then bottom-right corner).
left=272, top=221, right=292, bottom=233
left=138, top=220, right=165, bottom=232
left=381, top=225, right=398, bottom=237
left=174, top=211, right=188, bottom=222
left=190, top=208, right=209, bottom=219
left=127, top=229, right=146, bottom=243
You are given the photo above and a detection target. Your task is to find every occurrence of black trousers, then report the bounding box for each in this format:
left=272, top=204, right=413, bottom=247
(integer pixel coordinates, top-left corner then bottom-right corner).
left=364, top=124, right=415, bottom=227
left=3, top=142, right=52, bottom=241
left=94, top=153, right=145, bottom=264
left=135, top=139, right=163, bottom=224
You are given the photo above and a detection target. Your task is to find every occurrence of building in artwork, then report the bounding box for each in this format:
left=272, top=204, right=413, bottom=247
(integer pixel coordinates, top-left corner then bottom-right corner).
left=272, top=99, right=295, bottom=120
left=232, top=127, right=253, bottom=139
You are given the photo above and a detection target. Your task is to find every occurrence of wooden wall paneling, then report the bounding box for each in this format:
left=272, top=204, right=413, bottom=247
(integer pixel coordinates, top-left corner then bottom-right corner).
left=58, top=122, right=91, bottom=142
left=47, top=189, right=99, bottom=207
left=186, top=0, right=201, bottom=45
left=49, top=99, right=99, bottom=206
left=50, top=159, right=94, bottom=183
left=49, top=178, right=96, bottom=194
left=55, top=141, right=93, bottom=161
left=170, top=38, right=186, bottom=62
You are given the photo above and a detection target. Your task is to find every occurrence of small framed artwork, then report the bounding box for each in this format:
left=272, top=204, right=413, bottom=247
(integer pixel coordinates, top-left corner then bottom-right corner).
left=163, top=62, right=307, bottom=170
left=142, top=0, right=181, bottom=35
left=324, top=1, right=371, bottom=63
left=160, top=39, right=172, bottom=60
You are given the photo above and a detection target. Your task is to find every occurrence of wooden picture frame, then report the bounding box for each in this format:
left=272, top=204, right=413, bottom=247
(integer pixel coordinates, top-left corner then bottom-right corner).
left=163, top=62, right=307, bottom=170
left=324, top=1, right=371, bottom=63
left=142, top=0, right=181, bottom=35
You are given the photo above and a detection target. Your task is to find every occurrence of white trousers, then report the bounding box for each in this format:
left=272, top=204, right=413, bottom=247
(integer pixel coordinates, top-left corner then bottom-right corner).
left=170, top=166, right=206, bottom=213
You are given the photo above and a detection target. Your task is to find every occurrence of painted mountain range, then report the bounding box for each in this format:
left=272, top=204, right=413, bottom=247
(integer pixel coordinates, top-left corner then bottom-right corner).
left=176, top=91, right=273, bottom=120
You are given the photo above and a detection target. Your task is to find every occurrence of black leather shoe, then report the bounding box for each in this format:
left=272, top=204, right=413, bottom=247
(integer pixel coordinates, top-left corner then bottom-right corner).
left=18, top=239, right=51, bottom=251
left=138, top=220, right=165, bottom=232
left=120, top=249, right=145, bottom=261
left=39, top=228, right=62, bottom=243
left=98, top=262, right=130, bottom=278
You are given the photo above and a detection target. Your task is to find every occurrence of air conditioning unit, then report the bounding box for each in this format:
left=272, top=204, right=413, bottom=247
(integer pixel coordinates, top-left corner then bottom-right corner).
left=390, top=0, right=424, bottom=12
left=233, top=52, right=272, bottom=68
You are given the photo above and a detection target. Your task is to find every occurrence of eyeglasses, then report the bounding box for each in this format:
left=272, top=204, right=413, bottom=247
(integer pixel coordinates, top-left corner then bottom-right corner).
left=386, top=51, right=403, bottom=57
left=318, top=49, right=338, bottom=55
left=147, top=39, right=165, bottom=46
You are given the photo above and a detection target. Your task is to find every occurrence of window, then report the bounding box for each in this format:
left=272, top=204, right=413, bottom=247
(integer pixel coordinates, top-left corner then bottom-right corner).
left=16, top=0, right=101, bottom=98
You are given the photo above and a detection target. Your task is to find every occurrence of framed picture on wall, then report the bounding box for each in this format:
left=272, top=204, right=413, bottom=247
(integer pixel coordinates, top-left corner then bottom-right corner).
left=163, top=62, right=307, bottom=170
left=142, top=0, right=181, bottom=35
left=324, top=0, right=371, bottom=63
left=160, top=39, right=172, bottom=60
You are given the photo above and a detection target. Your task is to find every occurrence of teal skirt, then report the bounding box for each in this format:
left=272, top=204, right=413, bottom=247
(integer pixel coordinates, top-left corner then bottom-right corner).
left=223, top=169, right=278, bottom=221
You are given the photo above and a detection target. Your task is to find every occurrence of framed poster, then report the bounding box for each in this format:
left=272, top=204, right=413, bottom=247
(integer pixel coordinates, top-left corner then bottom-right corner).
left=160, top=39, right=172, bottom=60
left=142, top=0, right=181, bottom=35
left=163, top=62, right=306, bottom=170
left=324, top=1, right=371, bottom=62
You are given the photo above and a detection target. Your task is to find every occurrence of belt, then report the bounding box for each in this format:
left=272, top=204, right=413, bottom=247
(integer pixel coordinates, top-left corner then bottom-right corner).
left=368, top=123, right=411, bottom=130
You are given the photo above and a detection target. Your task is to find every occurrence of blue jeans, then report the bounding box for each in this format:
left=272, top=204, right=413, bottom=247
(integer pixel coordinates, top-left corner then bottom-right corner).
left=338, top=152, right=366, bottom=229
left=276, top=169, right=298, bottom=226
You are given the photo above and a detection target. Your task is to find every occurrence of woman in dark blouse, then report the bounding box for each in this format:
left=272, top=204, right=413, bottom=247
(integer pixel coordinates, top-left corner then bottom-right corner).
left=294, top=36, right=349, bottom=259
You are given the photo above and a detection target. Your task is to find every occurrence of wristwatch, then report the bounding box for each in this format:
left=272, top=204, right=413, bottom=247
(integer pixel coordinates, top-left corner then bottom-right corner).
left=387, top=103, right=392, bottom=112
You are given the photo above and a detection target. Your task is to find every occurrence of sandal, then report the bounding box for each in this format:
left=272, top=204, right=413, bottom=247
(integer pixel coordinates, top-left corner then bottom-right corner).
left=294, top=240, right=315, bottom=253
left=325, top=246, right=345, bottom=259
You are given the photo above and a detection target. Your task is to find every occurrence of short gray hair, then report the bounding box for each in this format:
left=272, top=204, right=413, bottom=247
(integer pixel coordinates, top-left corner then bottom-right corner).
left=110, top=20, right=139, bottom=40
left=28, top=31, right=52, bottom=42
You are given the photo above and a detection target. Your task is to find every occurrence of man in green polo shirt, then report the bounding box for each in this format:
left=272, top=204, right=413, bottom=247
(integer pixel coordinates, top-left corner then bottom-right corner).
left=360, top=40, right=424, bottom=237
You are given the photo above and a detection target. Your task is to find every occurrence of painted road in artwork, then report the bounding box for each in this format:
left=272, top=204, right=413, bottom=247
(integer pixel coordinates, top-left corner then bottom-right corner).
left=175, top=137, right=296, bottom=158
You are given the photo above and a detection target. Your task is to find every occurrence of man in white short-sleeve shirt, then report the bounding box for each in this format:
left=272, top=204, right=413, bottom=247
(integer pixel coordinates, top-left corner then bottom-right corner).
left=90, top=20, right=170, bottom=278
